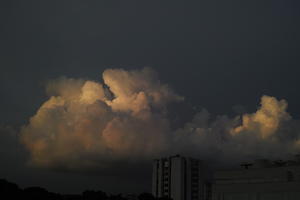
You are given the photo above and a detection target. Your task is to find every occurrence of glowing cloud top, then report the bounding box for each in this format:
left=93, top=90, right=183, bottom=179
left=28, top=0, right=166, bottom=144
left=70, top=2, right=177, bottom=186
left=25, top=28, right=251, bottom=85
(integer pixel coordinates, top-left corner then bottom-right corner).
left=21, top=68, right=300, bottom=170
left=21, top=68, right=182, bottom=169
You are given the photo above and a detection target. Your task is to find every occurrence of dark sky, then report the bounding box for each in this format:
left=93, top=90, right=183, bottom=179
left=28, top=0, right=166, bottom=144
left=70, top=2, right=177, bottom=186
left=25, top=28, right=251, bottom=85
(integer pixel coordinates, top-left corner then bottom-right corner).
left=1, top=0, right=300, bottom=194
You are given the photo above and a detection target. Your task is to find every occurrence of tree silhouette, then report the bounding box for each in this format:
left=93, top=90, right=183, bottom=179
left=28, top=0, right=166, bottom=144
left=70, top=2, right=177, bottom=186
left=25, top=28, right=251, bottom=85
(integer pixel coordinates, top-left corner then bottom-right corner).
left=23, top=186, right=62, bottom=200
left=0, top=179, right=23, bottom=199
left=0, top=178, right=174, bottom=200
left=109, top=194, right=127, bottom=200
left=82, top=190, right=107, bottom=200
left=158, top=196, right=173, bottom=200
left=138, top=193, right=155, bottom=200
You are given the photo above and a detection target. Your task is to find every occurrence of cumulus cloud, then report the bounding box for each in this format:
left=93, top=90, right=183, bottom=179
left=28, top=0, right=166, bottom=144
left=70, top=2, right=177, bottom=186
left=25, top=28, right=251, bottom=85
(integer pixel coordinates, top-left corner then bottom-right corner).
left=174, top=95, right=300, bottom=164
left=231, top=96, right=291, bottom=138
left=20, top=68, right=182, bottom=170
left=103, top=68, right=183, bottom=117
left=20, top=68, right=300, bottom=171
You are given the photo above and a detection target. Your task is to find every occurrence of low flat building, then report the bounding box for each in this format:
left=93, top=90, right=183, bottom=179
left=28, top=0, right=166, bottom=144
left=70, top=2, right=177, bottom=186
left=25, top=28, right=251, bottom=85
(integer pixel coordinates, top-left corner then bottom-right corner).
left=212, top=158, right=300, bottom=200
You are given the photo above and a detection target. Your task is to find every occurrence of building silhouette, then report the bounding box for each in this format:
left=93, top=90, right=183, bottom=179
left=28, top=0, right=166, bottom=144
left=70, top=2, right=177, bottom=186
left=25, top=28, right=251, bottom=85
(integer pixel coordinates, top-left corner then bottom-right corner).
left=212, top=157, right=300, bottom=200
left=152, top=155, right=211, bottom=200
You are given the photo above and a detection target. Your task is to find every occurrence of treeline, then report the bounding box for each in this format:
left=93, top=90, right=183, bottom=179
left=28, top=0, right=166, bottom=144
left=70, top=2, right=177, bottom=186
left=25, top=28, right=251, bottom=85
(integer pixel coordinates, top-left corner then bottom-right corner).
left=0, top=179, right=171, bottom=200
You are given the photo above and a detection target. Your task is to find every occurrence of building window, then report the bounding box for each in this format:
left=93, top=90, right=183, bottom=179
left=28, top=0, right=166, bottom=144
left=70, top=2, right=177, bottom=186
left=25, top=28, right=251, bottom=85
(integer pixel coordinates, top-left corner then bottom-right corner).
left=164, top=161, right=169, bottom=167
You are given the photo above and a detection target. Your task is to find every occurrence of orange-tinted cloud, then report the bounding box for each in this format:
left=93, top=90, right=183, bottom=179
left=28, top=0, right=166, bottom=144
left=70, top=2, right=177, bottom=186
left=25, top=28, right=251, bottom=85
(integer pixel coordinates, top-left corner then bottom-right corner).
left=20, top=68, right=181, bottom=169
left=231, top=96, right=291, bottom=138
left=20, top=68, right=300, bottom=170
left=174, top=95, right=300, bottom=164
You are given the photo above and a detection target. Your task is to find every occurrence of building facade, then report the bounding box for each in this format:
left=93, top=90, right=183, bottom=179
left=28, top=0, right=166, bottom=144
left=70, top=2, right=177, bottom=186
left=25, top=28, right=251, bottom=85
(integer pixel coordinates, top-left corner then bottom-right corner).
left=212, top=159, right=300, bottom=200
left=152, top=155, right=210, bottom=200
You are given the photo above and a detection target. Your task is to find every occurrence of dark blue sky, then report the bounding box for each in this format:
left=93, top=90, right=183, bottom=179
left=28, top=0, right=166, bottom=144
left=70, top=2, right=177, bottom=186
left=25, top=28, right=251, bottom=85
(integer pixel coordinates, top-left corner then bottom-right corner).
left=1, top=0, right=300, bottom=194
